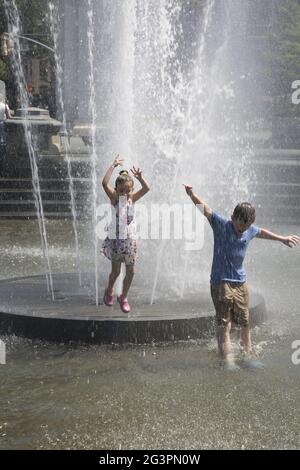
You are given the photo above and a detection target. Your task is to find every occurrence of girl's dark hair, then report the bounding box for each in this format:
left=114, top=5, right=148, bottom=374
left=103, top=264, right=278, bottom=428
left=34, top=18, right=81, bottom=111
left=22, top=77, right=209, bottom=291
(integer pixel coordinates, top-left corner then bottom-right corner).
left=232, top=202, right=256, bottom=224
left=115, top=170, right=134, bottom=189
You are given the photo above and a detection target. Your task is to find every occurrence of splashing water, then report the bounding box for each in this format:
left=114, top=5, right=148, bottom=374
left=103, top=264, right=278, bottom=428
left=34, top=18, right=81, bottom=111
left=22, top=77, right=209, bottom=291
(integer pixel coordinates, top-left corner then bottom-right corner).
left=55, top=0, right=257, bottom=300
left=48, top=1, right=82, bottom=287
left=86, top=0, right=100, bottom=305
left=4, top=0, right=55, bottom=300
left=6, top=0, right=261, bottom=302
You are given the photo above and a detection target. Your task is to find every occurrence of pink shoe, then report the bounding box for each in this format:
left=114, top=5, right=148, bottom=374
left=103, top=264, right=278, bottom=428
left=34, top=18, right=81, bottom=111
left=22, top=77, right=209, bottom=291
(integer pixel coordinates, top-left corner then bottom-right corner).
left=117, top=294, right=131, bottom=313
left=103, top=289, right=114, bottom=306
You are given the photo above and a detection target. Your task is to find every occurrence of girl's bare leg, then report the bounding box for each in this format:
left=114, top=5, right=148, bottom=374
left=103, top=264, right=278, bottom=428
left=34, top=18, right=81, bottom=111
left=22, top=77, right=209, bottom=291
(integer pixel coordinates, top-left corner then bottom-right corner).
left=107, top=261, right=121, bottom=294
left=122, top=264, right=135, bottom=299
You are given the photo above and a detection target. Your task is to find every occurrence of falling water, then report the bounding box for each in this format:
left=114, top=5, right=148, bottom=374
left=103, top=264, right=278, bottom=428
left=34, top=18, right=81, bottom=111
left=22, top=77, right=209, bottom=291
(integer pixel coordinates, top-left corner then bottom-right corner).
left=179, top=0, right=216, bottom=299
left=109, top=0, right=137, bottom=164
left=48, top=1, right=82, bottom=287
left=107, top=0, right=137, bottom=297
left=149, top=0, right=216, bottom=303
left=147, top=0, right=185, bottom=304
left=84, top=0, right=138, bottom=303
left=59, top=0, right=259, bottom=301
left=146, top=0, right=219, bottom=303
left=147, top=0, right=258, bottom=300
left=4, top=0, right=55, bottom=300
left=86, top=0, right=100, bottom=305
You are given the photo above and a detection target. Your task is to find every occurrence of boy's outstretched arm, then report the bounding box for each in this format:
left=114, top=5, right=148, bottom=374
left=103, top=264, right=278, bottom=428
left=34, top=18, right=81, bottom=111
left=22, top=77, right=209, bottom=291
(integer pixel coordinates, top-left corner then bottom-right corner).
left=183, top=184, right=212, bottom=222
left=257, top=228, right=300, bottom=248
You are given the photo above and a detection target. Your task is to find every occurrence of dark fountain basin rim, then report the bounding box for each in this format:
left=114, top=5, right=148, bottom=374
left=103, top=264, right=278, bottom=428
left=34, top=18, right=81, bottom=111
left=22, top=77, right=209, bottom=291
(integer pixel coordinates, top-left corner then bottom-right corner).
left=0, top=273, right=267, bottom=345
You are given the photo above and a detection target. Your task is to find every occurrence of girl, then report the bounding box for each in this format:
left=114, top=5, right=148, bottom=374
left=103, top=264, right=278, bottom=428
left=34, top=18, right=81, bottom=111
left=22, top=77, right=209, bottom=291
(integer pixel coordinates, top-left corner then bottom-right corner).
left=102, top=156, right=150, bottom=313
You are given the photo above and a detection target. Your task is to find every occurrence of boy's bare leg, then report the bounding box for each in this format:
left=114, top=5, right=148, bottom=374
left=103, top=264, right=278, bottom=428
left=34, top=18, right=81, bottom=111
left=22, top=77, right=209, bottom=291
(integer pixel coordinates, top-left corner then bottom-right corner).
left=107, top=261, right=121, bottom=294
left=238, top=325, right=264, bottom=368
left=217, top=321, right=233, bottom=362
left=239, top=325, right=252, bottom=355
left=122, top=264, right=135, bottom=299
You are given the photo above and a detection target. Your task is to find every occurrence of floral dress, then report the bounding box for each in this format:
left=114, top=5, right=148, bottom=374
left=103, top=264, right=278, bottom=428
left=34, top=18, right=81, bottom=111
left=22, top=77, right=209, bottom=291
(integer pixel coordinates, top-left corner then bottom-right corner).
left=101, top=198, right=137, bottom=265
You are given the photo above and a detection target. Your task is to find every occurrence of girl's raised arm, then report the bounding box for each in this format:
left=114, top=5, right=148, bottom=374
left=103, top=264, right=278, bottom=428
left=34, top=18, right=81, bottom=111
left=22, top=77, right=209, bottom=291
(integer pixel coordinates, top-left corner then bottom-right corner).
left=102, top=156, right=123, bottom=201
left=131, top=166, right=150, bottom=203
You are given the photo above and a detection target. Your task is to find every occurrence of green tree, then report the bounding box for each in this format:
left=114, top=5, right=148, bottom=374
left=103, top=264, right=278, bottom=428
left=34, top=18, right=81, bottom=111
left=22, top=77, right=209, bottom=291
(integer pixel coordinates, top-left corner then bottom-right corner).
left=0, top=1, right=8, bottom=82
left=0, top=0, right=53, bottom=107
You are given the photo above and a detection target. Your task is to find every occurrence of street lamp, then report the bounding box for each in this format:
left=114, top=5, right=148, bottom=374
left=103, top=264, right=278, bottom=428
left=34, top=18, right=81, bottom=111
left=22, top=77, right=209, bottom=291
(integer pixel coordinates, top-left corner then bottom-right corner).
left=1, top=31, right=57, bottom=118
left=1, top=32, right=55, bottom=56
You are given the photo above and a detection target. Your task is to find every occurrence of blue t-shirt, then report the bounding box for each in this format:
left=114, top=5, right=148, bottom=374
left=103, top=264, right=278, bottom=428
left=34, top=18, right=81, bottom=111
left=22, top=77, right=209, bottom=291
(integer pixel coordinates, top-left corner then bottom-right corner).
left=210, top=211, right=260, bottom=284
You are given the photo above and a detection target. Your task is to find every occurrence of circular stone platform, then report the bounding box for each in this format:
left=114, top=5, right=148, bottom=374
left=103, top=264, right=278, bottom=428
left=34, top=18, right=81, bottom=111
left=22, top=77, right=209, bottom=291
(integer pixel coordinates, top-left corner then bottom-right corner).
left=0, top=273, right=266, bottom=344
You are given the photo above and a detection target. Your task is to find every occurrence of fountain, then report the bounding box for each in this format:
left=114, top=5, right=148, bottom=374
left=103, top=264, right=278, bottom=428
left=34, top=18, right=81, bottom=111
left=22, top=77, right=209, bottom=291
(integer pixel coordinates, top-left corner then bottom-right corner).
left=48, top=1, right=82, bottom=287
left=4, top=107, right=61, bottom=161
left=0, top=0, right=269, bottom=344
left=3, top=0, right=55, bottom=300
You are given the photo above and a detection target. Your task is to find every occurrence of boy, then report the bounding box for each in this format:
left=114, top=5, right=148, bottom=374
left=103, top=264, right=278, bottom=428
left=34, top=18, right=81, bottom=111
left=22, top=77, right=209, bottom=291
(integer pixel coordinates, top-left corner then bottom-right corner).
left=184, top=184, right=300, bottom=370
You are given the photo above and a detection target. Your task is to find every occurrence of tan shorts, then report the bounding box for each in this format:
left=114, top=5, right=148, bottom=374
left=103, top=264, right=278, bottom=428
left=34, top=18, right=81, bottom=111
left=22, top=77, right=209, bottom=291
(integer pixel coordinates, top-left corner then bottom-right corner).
left=210, top=281, right=249, bottom=327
